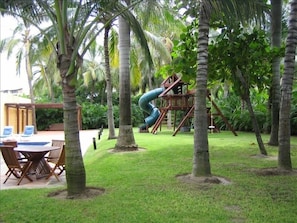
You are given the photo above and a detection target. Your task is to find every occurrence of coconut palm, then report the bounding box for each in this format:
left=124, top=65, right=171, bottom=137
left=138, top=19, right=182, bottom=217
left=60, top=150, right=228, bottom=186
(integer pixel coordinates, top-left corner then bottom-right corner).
left=268, top=0, right=283, bottom=146
left=278, top=0, right=297, bottom=170
left=104, top=24, right=117, bottom=139
left=190, top=0, right=268, bottom=177
left=81, top=42, right=105, bottom=103
left=103, top=1, right=181, bottom=95
left=32, top=31, right=61, bottom=102
left=115, top=4, right=138, bottom=150
left=1, top=0, right=122, bottom=197
left=2, top=0, right=162, bottom=195
left=114, top=0, right=160, bottom=151
left=0, top=22, right=38, bottom=133
left=192, top=3, right=212, bottom=176
left=134, top=1, right=185, bottom=91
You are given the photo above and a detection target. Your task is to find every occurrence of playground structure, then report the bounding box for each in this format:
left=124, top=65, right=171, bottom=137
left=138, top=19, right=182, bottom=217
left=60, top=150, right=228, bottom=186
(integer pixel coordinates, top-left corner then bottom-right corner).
left=139, top=74, right=237, bottom=136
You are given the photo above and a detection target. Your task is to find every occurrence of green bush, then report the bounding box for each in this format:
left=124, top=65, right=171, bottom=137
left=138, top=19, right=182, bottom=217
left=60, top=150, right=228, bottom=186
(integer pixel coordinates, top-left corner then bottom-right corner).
left=81, top=95, right=144, bottom=130
left=35, top=101, right=145, bottom=130
left=36, top=108, right=63, bottom=130
left=81, top=103, right=108, bottom=129
left=214, top=92, right=268, bottom=133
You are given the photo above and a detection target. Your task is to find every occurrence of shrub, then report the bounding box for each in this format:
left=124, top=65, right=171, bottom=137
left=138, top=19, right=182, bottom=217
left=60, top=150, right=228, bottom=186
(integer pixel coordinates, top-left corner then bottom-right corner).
left=81, top=103, right=108, bottom=129
left=36, top=108, right=63, bottom=130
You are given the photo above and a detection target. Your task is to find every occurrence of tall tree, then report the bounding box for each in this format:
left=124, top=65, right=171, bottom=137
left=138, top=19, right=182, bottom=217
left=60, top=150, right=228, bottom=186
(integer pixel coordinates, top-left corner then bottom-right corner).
left=2, top=0, right=156, bottom=195
left=50, top=0, right=90, bottom=196
left=1, top=0, right=116, bottom=197
left=192, top=2, right=211, bottom=176
left=23, top=28, right=37, bottom=133
left=278, top=0, right=297, bottom=170
left=115, top=1, right=138, bottom=150
left=189, top=0, right=268, bottom=177
left=268, top=0, right=283, bottom=146
left=209, top=26, right=272, bottom=155
left=103, top=24, right=117, bottom=139
left=114, top=0, right=156, bottom=151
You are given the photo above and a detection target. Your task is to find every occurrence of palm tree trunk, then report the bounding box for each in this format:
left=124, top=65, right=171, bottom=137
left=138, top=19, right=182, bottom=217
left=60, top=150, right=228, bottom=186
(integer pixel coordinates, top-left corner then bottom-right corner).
left=268, top=0, right=282, bottom=146
left=100, top=82, right=106, bottom=105
left=278, top=0, right=297, bottom=170
left=62, top=77, right=86, bottom=196
left=115, top=13, right=138, bottom=151
left=24, top=29, right=37, bottom=133
left=104, top=26, right=116, bottom=139
left=57, top=35, right=86, bottom=195
left=192, top=2, right=211, bottom=177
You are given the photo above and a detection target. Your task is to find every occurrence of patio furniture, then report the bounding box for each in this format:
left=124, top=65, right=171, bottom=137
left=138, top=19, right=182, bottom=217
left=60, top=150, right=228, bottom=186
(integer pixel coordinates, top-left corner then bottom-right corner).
left=0, top=145, right=33, bottom=185
left=3, top=140, right=27, bottom=175
left=14, top=146, right=60, bottom=179
left=20, top=125, right=34, bottom=138
left=0, top=126, right=13, bottom=139
left=46, top=145, right=65, bottom=181
left=3, top=140, right=23, bottom=160
left=46, top=140, right=65, bottom=164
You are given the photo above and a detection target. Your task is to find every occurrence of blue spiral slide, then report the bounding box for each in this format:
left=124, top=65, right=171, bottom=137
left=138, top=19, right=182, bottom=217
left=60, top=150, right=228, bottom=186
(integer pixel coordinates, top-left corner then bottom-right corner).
left=138, top=87, right=164, bottom=130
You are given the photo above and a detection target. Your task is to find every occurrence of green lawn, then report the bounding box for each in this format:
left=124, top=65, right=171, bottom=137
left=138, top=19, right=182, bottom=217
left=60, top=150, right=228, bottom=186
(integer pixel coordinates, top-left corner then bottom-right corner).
left=1, top=129, right=297, bottom=223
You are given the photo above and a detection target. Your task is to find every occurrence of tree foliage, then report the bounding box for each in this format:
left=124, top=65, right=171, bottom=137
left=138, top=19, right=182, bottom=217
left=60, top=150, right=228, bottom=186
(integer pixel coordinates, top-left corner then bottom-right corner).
left=209, top=26, right=284, bottom=94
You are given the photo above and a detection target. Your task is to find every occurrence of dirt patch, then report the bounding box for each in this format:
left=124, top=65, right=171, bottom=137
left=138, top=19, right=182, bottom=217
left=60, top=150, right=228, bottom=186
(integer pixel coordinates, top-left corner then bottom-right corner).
left=47, top=186, right=105, bottom=200
left=224, top=205, right=246, bottom=223
left=250, top=154, right=277, bottom=160
left=176, top=173, right=232, bottom=189
left=252, top=167, right=297, bottom=176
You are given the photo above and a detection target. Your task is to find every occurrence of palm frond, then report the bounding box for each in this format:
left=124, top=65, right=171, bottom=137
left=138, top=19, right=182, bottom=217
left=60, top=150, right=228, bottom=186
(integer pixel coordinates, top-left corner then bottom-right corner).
left=144, top=30, right=172, bottom=64
left=209, top=0, right=269, bottom=26
left=114, top=2, right=154, bottom=68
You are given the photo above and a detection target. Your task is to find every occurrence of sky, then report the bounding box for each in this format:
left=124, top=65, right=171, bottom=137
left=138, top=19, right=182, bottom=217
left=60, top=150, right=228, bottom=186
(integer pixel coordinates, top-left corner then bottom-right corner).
left=0, top=16, right=29, bottom=94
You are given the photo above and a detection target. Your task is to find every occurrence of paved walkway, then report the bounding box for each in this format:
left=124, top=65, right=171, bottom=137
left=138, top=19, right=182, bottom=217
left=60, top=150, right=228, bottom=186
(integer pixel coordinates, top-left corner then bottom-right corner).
left=0, top=130, right=99, bottom=190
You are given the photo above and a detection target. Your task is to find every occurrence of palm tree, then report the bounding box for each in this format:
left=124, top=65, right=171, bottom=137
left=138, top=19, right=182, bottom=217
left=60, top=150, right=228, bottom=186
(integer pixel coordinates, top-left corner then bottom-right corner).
left=136, top=30, right=174, bottom=91
left=3, top=0, right=156, bottom=195
left=193, top=3, right=211, bottom=176
left=134, top=1, right=185, bottom=91
left=23, top=27, right=38, bottom=133
left=81, top=42, right=105, bottom=103
left=103, top=24, right=117, bottom=139
left=114, top=0, right=158, bottom=151
left=278, top=0, right=297, bottom=170
left=115, top=4, right=138, bottom=150
left=268, top=0, right=283, bottom=146
left=0, top=22, right=39, bottom=133
left=2, top=0, right=118, bottom=197
left=191, top=0, right=268, bottom=177
left=33, top=40, right=61, bottom=103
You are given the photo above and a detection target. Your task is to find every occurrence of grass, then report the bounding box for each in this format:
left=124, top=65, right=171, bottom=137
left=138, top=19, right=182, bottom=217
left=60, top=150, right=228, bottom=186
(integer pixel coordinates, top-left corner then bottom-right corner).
left=1, top=129, right=297, bottom=223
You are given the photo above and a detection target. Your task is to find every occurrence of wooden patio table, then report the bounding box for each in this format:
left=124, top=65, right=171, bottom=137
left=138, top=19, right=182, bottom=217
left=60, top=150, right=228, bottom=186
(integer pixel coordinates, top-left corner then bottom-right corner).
left=14, top=146, right=60, bottom=179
